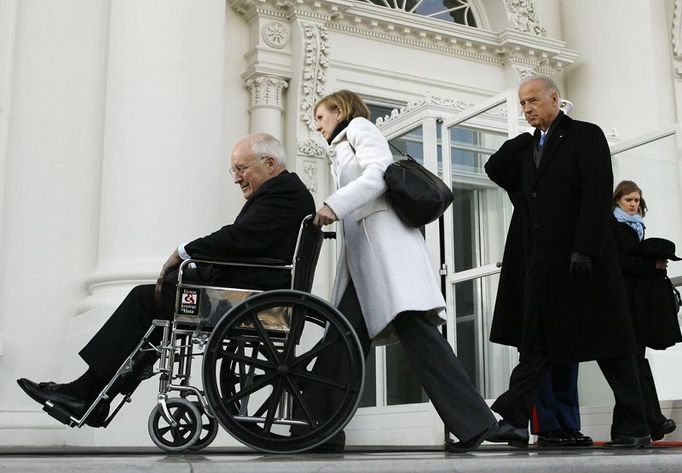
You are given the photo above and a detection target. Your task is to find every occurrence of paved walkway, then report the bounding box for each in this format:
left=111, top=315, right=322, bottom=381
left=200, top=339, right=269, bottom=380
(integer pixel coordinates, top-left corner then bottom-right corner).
left=2, top=444, right=682, bottom=473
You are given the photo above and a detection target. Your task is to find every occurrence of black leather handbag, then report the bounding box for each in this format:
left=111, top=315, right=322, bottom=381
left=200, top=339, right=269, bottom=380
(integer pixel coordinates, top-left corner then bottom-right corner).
left=383, top=143, right=454, bottom=227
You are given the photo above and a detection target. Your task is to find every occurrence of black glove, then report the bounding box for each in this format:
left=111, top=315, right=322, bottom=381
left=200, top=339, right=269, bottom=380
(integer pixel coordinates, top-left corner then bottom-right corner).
left=569, top=252, right=592, bottom=282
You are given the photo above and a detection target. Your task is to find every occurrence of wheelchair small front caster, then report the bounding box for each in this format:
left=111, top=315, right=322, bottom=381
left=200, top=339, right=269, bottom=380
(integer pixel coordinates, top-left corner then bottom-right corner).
left=148, top=398, right=202, bottom=452
left=188, top=401, right=219, bottom=451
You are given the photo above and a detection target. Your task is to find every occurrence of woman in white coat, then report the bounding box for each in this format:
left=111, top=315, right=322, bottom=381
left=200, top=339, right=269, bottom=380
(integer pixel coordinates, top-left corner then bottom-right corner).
left=310, top=90, right=496, bottom=453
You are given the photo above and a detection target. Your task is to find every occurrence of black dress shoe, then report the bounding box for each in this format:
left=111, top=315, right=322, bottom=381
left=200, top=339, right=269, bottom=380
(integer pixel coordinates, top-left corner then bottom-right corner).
left=17, top=378, right=109, bottom=427
left=485, top=420, right=529, bottom=448
left=536, top=430, right=571, bottom=447
left=565, top=429, right=593, bottom=447
left=445, top=422, right=498, bottom=453
left=604, top=434, right=651, bottom=448
left=18, top=379, right=88, bottom=413
left=651, top=419, right=676, bottom=441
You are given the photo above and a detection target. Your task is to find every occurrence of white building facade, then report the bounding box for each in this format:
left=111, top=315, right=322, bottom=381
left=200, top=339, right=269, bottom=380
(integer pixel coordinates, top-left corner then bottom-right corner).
left=1, top=0, right=681, bottom=447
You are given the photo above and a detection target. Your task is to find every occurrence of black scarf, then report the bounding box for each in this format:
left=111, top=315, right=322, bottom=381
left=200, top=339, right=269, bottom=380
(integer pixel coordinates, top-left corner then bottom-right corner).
left=327, top=120, right=350, bottom=144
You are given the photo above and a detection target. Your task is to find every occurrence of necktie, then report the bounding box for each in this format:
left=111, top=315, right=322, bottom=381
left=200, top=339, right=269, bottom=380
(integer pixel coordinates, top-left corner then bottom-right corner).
left=539, top=132, right=547, bottom=148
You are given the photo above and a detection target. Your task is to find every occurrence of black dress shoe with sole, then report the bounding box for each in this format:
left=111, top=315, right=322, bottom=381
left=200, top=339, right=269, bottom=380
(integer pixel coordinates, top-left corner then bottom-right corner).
left=17, top=378, right=109, bottom=427
left=651, top=419, right=676, bottom=441
left=445, top=422, right=498, bottom=453
left=485, top=420, right=529, bottom=448
left=604, top=434, right=651, bottom=448
left=566, top=429, right=593, bottom=447
left=536, top=430, right=571, bottom=447
left=18, top=379, right=88, bottom=413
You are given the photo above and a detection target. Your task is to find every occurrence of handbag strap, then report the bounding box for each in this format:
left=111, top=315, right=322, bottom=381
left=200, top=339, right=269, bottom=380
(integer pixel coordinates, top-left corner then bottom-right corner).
left=347, top=136, right=417, bottom=163
left=387, top=141, right=417, bottom=163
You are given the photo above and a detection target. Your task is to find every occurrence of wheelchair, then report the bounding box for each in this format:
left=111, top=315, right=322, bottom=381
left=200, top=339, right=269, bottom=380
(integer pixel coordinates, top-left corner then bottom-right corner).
left=50, top=215, right=365, bottom=453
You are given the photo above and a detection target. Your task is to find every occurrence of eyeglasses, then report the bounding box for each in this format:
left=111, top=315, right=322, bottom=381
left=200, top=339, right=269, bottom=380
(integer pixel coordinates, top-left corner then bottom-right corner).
left=229, top=156, right=268, bottom=176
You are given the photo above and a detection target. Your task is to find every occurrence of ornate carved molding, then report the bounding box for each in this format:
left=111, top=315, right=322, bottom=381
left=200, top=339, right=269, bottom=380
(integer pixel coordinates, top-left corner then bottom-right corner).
left=672, top=0, right=682, bottom=76
left=245, top=75, right=289, bottom=110
left=262, top=21, right=289, bottom=49
left=300, top=22, right=330, bottom=131
left=298, top=137, right=328, bottom=160
left=301, top=160, right=319, bottom=193
left=504, top=0, right=546, bottom=37
left=230, top=0, right=576, bottom=75
left=375, top=93, right=474, bottom=126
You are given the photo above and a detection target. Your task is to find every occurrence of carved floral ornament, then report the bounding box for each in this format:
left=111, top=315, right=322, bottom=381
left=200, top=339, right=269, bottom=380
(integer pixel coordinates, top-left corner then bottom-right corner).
left=504, top=0, right=546, bottom=37
left=262, top=21, right=289, bottom=48
left=300, top=22, right=330, bottom=132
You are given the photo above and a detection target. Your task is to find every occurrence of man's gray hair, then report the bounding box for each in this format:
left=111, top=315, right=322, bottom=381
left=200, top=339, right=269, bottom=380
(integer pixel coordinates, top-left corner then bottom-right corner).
left=520, top=75, right=561, bottom=98
left=251, top=133, right=287, bottom=167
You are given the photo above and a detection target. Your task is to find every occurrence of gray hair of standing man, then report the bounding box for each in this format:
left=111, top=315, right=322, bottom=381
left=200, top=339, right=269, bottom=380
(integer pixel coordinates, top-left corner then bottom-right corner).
left=520, top=75, right=561, bottom=98
left=250, top=133, right=288, bottom=167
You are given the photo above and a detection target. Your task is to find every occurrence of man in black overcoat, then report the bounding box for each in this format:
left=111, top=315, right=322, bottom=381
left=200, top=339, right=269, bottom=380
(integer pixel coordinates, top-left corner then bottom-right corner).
left=17, top=133, right=315, bottom=426
left=484, top=76, right=649, bottom=448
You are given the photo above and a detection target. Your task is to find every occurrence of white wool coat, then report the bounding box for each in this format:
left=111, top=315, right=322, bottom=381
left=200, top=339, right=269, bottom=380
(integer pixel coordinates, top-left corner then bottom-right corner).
left=324, top=117, right=446, bottom=342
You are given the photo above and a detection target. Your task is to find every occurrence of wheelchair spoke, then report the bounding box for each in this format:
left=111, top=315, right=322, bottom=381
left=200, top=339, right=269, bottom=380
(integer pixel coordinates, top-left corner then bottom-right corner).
left=263, top=379, right=285, bottom=434
left=281, top=308, right=305, bottom=364
left=288, top=370, right=348, bottom=391
left=288, top=334, right=342, bottom=369
left=247, top=308, right=282, bottom=365
left=222, top=371, right=278, bottom=405
left=219, top=348, right=274, bottom=372
left=284, top=377, right=318, bottom=430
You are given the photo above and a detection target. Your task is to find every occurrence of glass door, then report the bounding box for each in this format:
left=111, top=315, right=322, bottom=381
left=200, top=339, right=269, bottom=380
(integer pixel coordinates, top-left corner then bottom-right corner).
left=440, top=90, right=519, bottom=398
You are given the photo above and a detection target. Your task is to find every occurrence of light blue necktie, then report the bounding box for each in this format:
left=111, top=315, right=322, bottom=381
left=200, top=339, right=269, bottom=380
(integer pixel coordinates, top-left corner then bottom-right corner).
left=539, top=132, right=547, bottom=148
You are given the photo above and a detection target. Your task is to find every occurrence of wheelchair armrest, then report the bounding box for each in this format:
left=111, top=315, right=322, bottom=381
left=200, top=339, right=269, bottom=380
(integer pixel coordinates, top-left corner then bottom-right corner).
left=191, top=255, right=289, bottom=266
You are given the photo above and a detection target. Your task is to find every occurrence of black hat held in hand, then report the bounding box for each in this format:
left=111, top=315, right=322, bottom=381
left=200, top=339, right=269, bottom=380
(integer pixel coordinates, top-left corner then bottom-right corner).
left=639, top=237, right=682, bottom=261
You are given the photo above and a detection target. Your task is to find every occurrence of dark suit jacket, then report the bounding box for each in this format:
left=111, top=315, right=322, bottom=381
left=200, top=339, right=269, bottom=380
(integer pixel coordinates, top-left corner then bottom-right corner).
left=183, top=170, right=316, bottom=289
left=486, top=114, right=635, bottom=363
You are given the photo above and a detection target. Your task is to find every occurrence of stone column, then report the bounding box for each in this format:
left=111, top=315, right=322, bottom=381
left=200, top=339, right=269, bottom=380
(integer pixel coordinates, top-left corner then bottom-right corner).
left=0, top=0, right=110, bottom=445
left=81, top=0, right=226, bottom=313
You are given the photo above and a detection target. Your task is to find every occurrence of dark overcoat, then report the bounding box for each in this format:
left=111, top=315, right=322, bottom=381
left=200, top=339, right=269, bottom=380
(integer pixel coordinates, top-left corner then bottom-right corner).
left=611, top=220, right=682, bottom=349
left=486, top=114, right=635, bottom=363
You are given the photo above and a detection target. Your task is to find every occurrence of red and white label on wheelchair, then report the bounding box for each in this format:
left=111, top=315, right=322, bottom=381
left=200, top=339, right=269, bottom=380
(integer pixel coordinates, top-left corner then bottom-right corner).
left=179, top=288, right=200, bottom=315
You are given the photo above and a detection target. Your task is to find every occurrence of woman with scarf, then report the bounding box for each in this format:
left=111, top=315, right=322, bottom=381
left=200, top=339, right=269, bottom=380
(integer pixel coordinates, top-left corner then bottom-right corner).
left=612, top=180, right=677, bottom=441
left=308, top=89, right=496, bottom=453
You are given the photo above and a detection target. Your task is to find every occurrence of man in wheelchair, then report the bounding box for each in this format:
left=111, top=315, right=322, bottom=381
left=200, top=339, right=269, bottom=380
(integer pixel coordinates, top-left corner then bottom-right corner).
left=17, top=133, right=315, bottom=428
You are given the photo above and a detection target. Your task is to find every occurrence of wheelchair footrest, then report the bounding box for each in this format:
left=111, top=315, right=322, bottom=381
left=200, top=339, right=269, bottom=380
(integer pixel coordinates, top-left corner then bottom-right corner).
left=43, top=401, right=78, bottom=427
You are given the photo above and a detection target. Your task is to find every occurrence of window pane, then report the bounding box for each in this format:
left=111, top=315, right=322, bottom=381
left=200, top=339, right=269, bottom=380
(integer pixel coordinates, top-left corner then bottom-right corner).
left=450, top=126, right=506, bottom=175
left=389, top=126, right=424, bottom=164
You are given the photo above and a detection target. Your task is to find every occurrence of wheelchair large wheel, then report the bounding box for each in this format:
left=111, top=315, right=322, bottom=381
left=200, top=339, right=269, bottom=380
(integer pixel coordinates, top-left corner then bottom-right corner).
left=148, top=398, right=202, bottom=452
left=202, top=290, right=364, bottom=453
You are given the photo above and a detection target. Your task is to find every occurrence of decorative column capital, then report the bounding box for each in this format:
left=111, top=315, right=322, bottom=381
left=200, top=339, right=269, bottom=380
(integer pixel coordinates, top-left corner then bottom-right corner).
left=245, top=75, right=289, bottom=111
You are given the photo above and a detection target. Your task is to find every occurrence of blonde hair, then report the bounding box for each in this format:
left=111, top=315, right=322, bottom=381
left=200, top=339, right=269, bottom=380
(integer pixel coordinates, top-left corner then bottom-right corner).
left=315, top=90, right=370, bottom=121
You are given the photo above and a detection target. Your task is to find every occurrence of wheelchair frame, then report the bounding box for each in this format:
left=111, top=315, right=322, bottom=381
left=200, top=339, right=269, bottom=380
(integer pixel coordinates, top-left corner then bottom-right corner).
left=53, top=215, right=365, bottom=453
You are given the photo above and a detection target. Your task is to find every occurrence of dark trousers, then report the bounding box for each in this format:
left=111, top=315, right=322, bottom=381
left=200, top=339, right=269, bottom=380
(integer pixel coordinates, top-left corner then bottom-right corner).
left=309, top=281, right=496, bottom=444
left=492, top=312, right=648, bottom=438
left=79, top=283, right=176, bottom=382
left=530, top=363, right=581, bottom=434
left=634, top=343, right=667, bottom=431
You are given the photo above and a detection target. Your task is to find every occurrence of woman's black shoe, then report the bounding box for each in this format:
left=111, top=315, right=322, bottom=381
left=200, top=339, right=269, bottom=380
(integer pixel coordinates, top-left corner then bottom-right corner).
left=651, top=419, right=676, bottom=441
